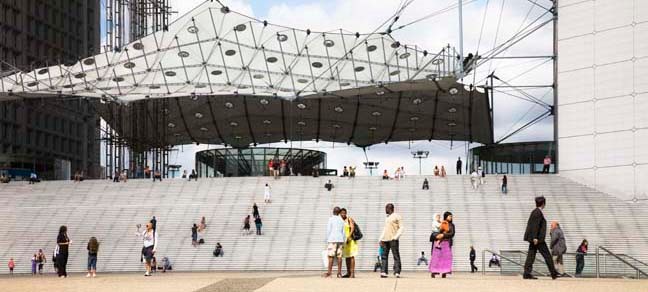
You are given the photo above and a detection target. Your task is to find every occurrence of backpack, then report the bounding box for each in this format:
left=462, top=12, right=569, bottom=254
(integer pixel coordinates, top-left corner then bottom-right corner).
left=199, top=238, right=205, bottom=244
left=351, top=220, right=363, bottom=241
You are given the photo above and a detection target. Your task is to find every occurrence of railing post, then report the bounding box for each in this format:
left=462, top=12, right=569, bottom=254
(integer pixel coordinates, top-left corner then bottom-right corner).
left=482, top=250, right=486, bottom=275
left=596, top=246, right=600, bottom=278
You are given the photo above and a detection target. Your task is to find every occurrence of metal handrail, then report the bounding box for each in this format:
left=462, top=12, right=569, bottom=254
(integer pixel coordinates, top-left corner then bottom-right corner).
left=503, top=249, right=551, bottom=268
left=623, top=254, right=648, bottom=269
left=597, top=246, right=648, bottom=279
left=481, top=249, right=548, bottom=277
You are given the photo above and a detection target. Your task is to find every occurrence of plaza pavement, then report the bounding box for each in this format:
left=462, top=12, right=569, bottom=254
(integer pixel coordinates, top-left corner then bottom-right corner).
left=0, top=272, right=645, bottom=292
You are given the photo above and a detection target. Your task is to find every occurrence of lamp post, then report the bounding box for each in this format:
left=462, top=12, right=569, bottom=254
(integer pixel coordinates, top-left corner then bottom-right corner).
left=363, top=161, right=379, bottom=176
left=411, top=151, right=430, bottom=175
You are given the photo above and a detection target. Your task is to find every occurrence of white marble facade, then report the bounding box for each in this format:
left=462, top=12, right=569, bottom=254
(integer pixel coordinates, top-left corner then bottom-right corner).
left=557, top=0, right=648, bottom=200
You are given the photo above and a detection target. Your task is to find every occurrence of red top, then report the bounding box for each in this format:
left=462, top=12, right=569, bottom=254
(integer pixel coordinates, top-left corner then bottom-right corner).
left=544, top=157, right=551, bottom=165
left=8, top=260, right=14, bottom=268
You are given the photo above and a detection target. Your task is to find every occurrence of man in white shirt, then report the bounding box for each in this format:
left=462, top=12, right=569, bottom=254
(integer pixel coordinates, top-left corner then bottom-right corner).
left=379, top=203, right=403, bottom=278
left=324, top=206, right=346, bottom=277
left=471, top=170, right=479, bottom=190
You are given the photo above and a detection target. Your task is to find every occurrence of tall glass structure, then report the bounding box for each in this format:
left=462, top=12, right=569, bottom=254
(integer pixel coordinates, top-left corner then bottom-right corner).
left=196, top=147, right=326, bottom=177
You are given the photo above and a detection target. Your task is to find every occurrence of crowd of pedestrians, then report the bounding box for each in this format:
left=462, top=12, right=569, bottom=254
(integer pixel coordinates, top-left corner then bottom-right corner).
left=243, top=203, right=263, bottom=236
left=4, top=155, right=590, bottom=280
left=268, top=157, right=291, bottom=179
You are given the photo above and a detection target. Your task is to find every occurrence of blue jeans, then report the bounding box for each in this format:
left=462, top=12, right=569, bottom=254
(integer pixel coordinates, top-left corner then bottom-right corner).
left=88, top=254, right=97, bottom=270
left=501, top=185, right=507, bottom=193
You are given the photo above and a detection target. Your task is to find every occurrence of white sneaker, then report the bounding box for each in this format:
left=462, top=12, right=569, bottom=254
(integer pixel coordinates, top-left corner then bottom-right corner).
left=395, top=273, right=401, bottom=278
left=86, top=273, right=91, bottom=278
left=92, top=273, right=96, bottom=278
left=144, top=272, right=150, bottom=276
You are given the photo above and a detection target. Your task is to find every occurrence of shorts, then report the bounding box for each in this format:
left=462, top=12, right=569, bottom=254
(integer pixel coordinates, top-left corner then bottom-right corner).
left=327, top=242, right=344, bottom=258
left=142, top=246, right=155, bottom=263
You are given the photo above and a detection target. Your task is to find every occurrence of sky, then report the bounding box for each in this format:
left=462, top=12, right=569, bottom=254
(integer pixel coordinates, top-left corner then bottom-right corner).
left=100, top=0, right=555, bottom=176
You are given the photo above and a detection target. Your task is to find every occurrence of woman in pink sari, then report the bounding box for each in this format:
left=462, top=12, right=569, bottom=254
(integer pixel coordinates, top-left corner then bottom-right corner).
left=429, top=211, right=455, bottom=278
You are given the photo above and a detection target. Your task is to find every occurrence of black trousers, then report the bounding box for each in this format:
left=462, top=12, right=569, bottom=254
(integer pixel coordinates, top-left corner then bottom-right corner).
left=470, top=259, right=478, bottom=272
left=523, top=241, right=557, bottom=276
left=380, top=240, right=401, bottom=275
left=542, top=165, right=550, bottom=173
left=56, top=252, right=68, bottom=277
left=456, top=167, right=462, bottom=174
left=575, top=254, right=585, bottom=275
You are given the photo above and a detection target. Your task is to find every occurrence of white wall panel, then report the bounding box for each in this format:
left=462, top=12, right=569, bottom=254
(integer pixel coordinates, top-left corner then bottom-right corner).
left=558, top=68, right=594, bottom=105
left=558, top=0, right=641, bottom=200
left=594, top=131, right=634, bottom=167
left=559, top=0, right=593, bottom=8
left=634, top=58, right=648, bottom=93
left=635, top=129, right=648, bottom=164
left=595, top=61, right=633, bottom=99
left=595, top=26, right=633, bottom=65
left=595, top=95, right=634, bottom=133
left=636, top=165, right=648, bottom=198
left=595, top=165, right=635, bottom=200
left=595, top=0, right=633, bottom=31
left=636, top=93, right=648, bottom=128
left=636, top=0, right=648, bottom=23
left=560, top=135, right=595, bottom=170
left=635, top=23, right=648, bottom=59
left=559, top=102, right=595, bottom=136
left=561, top=169, right=596, bottom=187
left=558, top=1, right=594, bottom=39
left=558, top=35, right=594, bottom=72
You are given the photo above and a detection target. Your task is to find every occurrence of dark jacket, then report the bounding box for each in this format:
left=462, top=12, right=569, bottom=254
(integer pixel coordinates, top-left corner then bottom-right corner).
left=324, top=182, right=333, bottom=191
left=524, top=208, right=546, bottom=243
left=442, top=222, right=456, bottom=247
left=430, top=222, right=456, bottom=246
left=470, top=249, right=476, bottom=261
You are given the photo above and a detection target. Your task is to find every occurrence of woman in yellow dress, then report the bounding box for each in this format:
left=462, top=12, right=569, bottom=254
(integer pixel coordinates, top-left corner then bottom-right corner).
left=340, top=208, right=358, bottom=278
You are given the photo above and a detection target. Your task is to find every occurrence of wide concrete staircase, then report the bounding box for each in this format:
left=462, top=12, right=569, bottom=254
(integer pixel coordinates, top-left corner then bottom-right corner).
left=1, top=175, right=647, bottom=274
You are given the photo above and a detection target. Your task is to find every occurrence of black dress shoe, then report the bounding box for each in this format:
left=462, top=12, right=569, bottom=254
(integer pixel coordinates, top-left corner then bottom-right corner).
left=523, top=274, right=538, bottom=280
left=551, top=273, right=558, bottom=280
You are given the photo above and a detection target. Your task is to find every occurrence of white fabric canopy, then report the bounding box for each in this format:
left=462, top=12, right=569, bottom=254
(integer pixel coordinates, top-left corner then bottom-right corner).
left=0, top=1, right=458, bottom=102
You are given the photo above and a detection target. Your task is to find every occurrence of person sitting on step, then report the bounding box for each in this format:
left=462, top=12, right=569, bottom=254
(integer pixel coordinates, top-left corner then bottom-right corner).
left=213, top=243, right=224, bottom=257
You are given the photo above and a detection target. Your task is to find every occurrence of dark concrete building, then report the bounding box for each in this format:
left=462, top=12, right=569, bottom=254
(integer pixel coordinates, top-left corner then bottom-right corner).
left=0, top=0, right=101, bottom=180
left=0, top=0, right=100, bottom=69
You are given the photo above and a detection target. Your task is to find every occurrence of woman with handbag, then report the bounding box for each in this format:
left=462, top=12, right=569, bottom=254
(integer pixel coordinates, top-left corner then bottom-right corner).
left=340, top=208, right=359, bottom=278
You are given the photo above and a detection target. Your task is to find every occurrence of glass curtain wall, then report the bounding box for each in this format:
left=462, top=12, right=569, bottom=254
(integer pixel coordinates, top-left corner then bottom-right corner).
left=468, top=141, right=556, bottom=174
left=196, top=147, right=327, bottom=177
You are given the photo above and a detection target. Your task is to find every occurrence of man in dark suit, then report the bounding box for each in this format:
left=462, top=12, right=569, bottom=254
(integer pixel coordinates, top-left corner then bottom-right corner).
left=523, top=196, right=558, bottom=279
